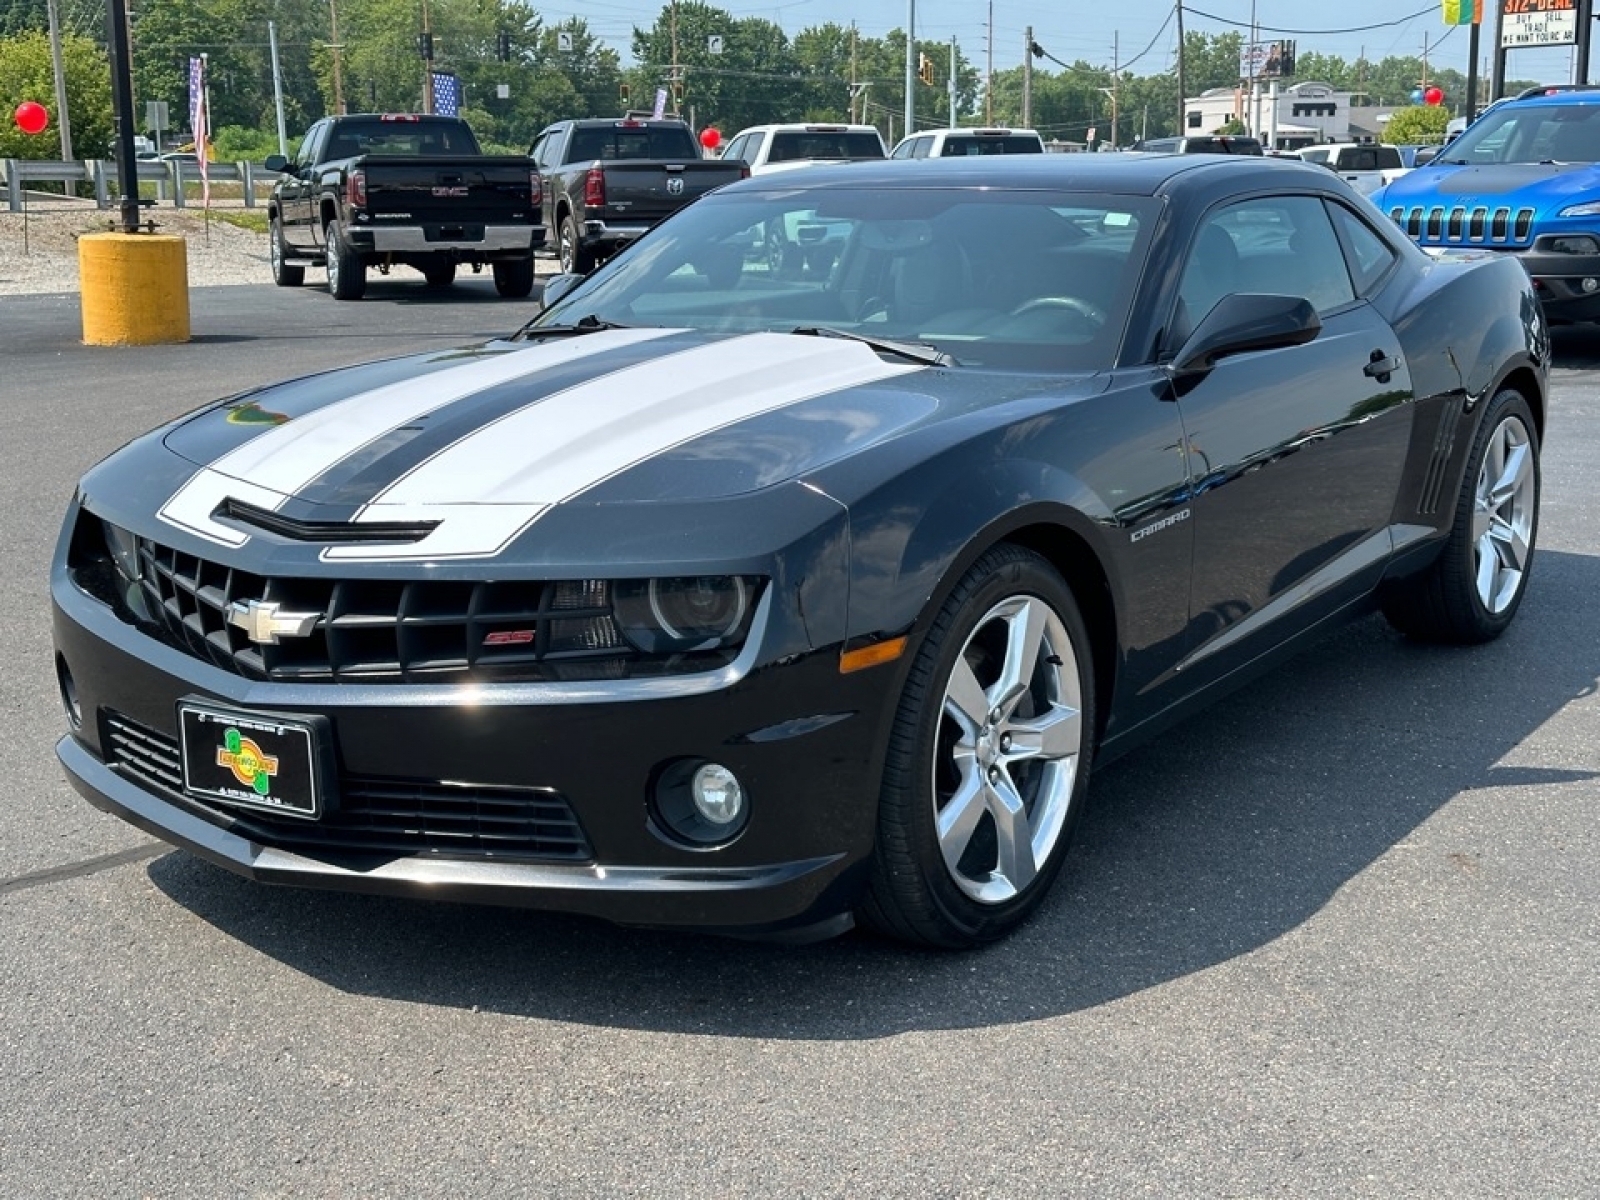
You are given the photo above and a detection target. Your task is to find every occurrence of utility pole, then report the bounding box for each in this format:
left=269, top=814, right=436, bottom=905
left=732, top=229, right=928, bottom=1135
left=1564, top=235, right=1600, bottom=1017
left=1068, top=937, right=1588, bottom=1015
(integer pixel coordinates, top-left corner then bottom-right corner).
left=1421, top=30, right=1430, bottom=92
left=671, top=0, right=680, bottom=113
left=269, top=20, right=288, bottom=156
left=419, top=0, right=431, bottom=113
left=330, top=0, right=346, bottom=115
left=1576, top=0, right=1592, bottom=85
left=949, top=36, right=958, bottom=127
left=45, top=0, right=73, bottom=160
left=106, top=0, right=140, bottom=232
left=1111, top=30, right=1120, bottom=147
left=1175, top=0, right=1186, bottom=133
left=849, top=23, right=857, bottom=123
left=904, top=0, right=915, bottom=136
left=1023, top=26, right=1033, bottom=129
left=985, top=0, right=994, bottom=123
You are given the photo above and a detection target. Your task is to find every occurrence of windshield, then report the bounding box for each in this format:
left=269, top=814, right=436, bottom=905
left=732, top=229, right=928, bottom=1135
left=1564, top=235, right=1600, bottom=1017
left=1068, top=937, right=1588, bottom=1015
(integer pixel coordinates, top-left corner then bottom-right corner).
left=1443, top=102, right=1600, bottom=164
left=325, top=118, right=480, bottom=157
left=569, top=125, right=699, bottom=161
left=537, top=187, right=1157, bottom=371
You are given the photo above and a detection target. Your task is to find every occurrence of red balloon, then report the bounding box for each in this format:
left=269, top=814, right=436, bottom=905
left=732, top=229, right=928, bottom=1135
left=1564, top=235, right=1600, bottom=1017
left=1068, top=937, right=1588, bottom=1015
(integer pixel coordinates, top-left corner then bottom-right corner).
left=14, top=101, right=48, bottom=135
left=699, top=127, right=721, bottom=150
left=1424, top=86, right=1445, bottom=106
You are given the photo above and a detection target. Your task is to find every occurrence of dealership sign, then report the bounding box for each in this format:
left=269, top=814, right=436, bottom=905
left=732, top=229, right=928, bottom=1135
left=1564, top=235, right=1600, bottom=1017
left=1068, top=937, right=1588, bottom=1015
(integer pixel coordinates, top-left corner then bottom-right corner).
left=1500, top=0, right=1577, bottom=47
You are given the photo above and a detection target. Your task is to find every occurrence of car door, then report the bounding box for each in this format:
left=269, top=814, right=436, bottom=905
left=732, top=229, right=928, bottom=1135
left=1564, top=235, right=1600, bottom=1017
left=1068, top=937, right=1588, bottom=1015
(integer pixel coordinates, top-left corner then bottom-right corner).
left=281, top=120, right=326, bottom=251
left=529, top=124, right=565, bottom=231
left=1166, top=193, right=1415, bottom=679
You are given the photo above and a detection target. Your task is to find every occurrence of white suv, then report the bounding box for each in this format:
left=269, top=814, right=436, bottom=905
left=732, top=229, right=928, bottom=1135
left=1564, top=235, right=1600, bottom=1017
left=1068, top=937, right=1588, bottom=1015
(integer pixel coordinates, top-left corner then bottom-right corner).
left=890, top=127, right=1045, bottom=158
left=1295, top=143, right=1410, bottom=195
left=720, top=123, right=887, bottom=176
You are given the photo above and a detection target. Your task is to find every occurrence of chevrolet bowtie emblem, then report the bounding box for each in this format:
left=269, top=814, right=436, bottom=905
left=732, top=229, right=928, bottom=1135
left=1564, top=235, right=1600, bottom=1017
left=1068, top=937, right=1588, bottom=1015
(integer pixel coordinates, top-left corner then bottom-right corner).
left=226, top=600, right=322, bottom=645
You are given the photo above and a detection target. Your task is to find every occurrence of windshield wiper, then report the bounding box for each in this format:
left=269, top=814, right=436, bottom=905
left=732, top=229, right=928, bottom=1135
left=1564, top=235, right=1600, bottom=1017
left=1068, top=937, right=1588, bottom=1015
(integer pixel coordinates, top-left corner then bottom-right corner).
left=511, top=313, right=631, bottom=341
left=790, top=325, right=955, bottom=367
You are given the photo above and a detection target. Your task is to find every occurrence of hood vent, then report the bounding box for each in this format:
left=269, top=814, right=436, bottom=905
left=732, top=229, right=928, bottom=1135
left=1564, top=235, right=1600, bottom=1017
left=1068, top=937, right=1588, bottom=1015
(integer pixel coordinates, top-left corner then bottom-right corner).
left=214, top=497, right=440, bottom=544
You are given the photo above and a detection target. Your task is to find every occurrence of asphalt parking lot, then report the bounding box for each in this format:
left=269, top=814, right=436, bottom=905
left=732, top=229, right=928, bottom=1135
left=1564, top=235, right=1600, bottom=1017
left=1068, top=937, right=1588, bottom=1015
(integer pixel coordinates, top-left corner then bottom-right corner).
left=2, top=282, right=1597, bottom=1196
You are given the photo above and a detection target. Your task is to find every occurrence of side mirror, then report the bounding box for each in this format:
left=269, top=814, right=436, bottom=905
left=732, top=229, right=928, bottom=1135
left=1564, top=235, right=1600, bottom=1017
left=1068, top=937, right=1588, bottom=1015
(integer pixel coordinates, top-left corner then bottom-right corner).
left=1170, top=293, right=1321, bottom=379
left=263, top=154, right=289, bottom=173
left=539, top=273, right=584, bottom=310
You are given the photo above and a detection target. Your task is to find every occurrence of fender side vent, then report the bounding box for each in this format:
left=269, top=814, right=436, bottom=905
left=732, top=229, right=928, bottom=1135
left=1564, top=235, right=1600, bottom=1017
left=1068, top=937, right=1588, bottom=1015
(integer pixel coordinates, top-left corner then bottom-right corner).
left=1417, top=405, right=1461, bottom=516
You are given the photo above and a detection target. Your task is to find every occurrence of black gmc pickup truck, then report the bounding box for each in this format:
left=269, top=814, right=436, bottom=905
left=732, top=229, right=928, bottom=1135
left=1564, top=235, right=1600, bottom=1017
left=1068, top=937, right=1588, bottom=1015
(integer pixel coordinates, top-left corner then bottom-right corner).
left=265, top=114, right=544, bottom=300
left=529, top=117, right=747, bottom=273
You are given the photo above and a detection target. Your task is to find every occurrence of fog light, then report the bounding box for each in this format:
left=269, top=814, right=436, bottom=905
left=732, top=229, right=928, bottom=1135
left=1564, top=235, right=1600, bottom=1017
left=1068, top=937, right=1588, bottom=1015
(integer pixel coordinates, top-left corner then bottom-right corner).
left=653, top=759, right=750, bottom=846
left=1583, top=277, right=1599, bottom=293
left=56, top=656, right=81, bottom=731
left=691, top=763, right=744, bottom=826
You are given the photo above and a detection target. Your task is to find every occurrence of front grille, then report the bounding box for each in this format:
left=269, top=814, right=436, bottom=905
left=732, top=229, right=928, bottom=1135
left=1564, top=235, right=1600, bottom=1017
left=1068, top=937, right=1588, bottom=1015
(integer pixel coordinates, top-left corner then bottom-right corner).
left=1391, top=204, right=1536, bottom=247
left=102, top=710, right=593, bottom=862
left=132, top=535, right=628, bottom=683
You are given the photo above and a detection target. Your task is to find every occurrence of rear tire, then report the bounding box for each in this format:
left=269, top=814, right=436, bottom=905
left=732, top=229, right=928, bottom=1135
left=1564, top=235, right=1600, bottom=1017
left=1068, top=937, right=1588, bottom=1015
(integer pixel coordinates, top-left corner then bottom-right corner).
left=325, top=222, right=366, bottom=301
left=1380, top=387, right=1540, bottom=644
left=421, top=261, right=456, bottom=288
left=492, top=258, right=535, bottom=298
left=860, top=545, right=1096, bottom=949
left=559, top=212, right=596, bottom=275
left=269, top=217, right=303, bottom=287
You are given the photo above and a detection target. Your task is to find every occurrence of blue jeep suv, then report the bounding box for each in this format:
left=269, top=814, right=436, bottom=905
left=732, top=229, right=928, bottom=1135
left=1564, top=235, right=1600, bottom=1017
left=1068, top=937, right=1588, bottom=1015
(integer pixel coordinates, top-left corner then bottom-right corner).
left=1372, top=86, right=1600, bottom=320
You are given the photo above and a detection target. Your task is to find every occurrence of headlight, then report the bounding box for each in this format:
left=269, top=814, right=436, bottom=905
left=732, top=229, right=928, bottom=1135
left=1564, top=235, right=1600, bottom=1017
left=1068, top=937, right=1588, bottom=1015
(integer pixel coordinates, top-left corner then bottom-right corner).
left=101, top=520, right=141, bottom=582
left=1559, top=201, right=1600, bottom=218
left=613, top=576, right=756, bottom=653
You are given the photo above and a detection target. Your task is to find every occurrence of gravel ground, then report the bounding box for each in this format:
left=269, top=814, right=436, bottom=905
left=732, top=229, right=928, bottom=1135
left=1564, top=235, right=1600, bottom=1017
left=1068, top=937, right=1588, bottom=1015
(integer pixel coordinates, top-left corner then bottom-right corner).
left=0, top=203, right=269, bottom=294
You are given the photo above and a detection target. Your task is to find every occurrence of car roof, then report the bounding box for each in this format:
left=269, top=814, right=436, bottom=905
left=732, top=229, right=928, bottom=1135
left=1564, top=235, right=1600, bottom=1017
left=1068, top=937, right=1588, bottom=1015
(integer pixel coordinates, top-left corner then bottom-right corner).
left=738, top=123, right=881, bottom=134
left=720, top=151, right=1327, bottom=196
left=1503, top=85, right=1600, bottom=108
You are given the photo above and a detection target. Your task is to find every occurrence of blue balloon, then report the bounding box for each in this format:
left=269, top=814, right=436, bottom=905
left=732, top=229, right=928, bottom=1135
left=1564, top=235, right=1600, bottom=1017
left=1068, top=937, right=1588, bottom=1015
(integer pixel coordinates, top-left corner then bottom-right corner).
left=1410, top=88, right=1425, bottom=104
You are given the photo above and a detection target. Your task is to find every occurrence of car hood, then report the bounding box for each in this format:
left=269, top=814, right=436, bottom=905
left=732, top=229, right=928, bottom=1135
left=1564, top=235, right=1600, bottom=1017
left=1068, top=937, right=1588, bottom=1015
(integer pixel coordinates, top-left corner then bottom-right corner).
left=1375, top=160, right=1600, bottom=208
left=154, top=327, right=1076, bottom=564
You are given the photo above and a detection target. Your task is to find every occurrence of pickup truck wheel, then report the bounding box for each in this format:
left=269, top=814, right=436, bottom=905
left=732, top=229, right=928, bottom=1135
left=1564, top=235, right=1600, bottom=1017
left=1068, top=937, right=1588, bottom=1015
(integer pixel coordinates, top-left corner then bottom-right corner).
left=559, top=213, right=596, bottom=275
left=269, top=218, right=304, bottom=287
left=422, top=261, right=456, bottom=288
left=325, top=222, right=366, bottom=300
left=492, top=259, right=535, bottom=298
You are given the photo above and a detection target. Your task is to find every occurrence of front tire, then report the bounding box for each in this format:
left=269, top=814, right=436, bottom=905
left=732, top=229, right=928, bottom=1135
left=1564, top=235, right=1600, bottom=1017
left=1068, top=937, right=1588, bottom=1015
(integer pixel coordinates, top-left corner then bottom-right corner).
left=325, top=222, right=366, bottom=300
left=269, top=217, right=303, bottom=287
left=1381, top=388, right=1540, bottom=644
left=861, top=545, right=1096, bottom=948
left=492, top=258, right=535, bottom=298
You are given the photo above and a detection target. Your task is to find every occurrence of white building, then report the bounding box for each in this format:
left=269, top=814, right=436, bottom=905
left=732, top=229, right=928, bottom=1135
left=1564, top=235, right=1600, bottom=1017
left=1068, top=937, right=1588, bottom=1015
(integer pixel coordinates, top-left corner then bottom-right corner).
left=1182, top=81, right=1355, bottom=149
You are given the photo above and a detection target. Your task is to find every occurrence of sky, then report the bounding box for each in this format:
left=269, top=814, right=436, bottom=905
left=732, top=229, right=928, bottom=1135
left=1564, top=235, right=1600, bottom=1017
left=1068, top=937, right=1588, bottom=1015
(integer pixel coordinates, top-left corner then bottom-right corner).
left=535, top=0, right=1581, bottom=88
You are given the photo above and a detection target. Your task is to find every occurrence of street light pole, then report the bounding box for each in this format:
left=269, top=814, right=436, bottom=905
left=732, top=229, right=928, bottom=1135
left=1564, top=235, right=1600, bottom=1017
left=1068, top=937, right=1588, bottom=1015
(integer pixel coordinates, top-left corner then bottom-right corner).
left=106, top=0, right=141, bottom=232
left=904, top=0, right=915, bottom=137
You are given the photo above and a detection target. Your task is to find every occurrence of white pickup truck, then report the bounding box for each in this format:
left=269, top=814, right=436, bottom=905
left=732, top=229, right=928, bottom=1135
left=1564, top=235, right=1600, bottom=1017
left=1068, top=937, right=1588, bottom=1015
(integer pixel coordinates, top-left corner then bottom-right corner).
left=1295, top=143, right=1409, bottom=196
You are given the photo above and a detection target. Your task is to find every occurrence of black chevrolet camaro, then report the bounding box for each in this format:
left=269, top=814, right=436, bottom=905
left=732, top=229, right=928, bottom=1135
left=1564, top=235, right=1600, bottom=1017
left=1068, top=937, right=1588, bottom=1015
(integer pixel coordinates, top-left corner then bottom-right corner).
left=53, top=155, right=1546, bottom=947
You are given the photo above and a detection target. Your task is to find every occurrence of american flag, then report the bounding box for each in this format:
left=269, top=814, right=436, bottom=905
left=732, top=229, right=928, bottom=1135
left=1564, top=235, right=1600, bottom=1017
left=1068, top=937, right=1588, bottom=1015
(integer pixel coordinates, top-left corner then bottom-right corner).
left=188, top=55, right=210, bottom=207
left=431, top=72, right=462, bottom=117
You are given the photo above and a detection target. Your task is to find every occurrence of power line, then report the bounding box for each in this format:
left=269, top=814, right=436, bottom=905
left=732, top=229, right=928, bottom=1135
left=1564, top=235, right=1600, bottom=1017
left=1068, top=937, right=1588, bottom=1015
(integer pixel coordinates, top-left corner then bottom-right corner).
left=1181, top=4, right=1441, bottom=36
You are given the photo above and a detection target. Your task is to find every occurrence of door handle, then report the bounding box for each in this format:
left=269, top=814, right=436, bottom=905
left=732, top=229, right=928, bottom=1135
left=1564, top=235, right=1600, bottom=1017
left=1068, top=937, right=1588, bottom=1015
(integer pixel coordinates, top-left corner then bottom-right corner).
left=1364, top=350, right=1400, bottom=382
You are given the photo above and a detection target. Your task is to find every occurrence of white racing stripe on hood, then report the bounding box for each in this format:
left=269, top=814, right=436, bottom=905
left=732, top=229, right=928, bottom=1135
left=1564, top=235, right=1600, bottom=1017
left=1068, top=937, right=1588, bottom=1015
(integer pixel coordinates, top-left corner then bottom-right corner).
left=324, top=332, right=924, bottom=562
left=158, top=327, right=676, bottom=547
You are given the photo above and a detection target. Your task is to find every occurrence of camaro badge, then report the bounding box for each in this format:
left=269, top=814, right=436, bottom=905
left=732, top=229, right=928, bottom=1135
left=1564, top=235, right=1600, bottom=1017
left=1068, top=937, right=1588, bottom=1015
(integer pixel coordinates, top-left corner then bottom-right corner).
left=216, top=727, right=279, bottom=796
left=226, top=600, right=321, bottom=645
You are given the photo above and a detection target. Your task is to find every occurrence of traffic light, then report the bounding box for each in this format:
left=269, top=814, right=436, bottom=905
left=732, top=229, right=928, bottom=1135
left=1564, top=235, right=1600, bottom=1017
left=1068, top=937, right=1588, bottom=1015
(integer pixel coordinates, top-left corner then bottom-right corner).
left=918, top=53, right=934, bottom=87
left=495, top=31, right=511, bottom=62
left=418, top=31, right=434, bottom=61
left=619, top=82, right=631, bottom=105
left=672, top=84, right=684, bottom=109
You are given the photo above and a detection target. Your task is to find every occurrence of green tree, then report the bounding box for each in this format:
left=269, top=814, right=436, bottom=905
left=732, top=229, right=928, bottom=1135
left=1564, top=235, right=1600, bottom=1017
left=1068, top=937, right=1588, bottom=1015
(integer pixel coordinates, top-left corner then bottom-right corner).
left=0, top=30, right=111, bottom=158
left=1383, top=104, right=1449, bottom=145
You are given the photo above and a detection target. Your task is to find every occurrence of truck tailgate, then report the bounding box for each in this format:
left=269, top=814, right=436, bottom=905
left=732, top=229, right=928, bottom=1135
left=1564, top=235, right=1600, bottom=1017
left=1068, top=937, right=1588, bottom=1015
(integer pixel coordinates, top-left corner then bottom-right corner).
left=597, top=162, right=745, bottom=221
left=360, top=155, right=535, bottom=227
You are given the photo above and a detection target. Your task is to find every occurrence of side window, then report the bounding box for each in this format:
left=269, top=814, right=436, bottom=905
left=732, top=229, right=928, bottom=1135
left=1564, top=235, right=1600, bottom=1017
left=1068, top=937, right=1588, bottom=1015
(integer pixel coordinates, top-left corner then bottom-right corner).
left=727, top=134, right=754, bottom=164
left=890, top=139, right=914, bottom=159
left=297, top=121, right=326, bottom=168
left=1327, top=202, right=1398, bottom=295
left=911, top=136, right=933, bottom=159
left=1174, top=195, right=1356, bottom=345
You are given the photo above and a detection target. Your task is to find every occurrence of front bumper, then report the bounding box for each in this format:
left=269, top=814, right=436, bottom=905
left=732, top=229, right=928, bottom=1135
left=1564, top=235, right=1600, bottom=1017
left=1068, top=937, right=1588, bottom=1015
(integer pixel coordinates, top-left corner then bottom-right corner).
left=52, top=567, right=892, bottom=941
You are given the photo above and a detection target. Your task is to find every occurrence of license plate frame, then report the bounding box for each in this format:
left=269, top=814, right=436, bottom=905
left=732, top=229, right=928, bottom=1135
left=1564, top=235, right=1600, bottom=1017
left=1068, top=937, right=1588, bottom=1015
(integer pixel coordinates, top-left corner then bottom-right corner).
left=177, top=701, right=333, bottom=820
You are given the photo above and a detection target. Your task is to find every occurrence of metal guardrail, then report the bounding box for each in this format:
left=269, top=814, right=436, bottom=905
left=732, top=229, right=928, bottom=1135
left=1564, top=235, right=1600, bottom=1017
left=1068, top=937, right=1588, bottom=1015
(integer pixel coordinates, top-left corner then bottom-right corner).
left=1, top=159, right=284, bottom=213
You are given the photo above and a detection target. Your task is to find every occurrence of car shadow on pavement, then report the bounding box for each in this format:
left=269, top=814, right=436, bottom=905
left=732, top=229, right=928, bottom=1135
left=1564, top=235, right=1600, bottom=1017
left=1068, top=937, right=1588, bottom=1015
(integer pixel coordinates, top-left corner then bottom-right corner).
left=147, top=548, right=1600, bottom=1039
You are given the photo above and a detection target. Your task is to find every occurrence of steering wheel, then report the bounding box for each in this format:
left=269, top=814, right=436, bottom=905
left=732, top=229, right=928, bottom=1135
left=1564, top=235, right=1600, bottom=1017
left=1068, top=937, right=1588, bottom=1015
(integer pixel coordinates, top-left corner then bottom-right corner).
left=1008, top=296, right=1107, bottom=328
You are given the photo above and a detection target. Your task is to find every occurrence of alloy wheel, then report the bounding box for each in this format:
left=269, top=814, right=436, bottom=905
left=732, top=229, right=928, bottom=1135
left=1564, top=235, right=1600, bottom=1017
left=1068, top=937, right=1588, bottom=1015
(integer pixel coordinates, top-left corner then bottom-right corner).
left=932, top=594, right=1084, bottom=905
left=1471, top=415, right=1535, bottom=614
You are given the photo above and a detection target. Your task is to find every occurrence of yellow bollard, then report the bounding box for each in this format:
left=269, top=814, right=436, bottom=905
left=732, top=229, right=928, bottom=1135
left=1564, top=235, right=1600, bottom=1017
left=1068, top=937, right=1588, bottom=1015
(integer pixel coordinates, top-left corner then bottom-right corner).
left=78, top=233, right=190, bottom=346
